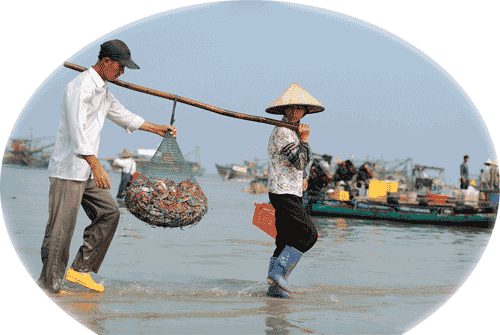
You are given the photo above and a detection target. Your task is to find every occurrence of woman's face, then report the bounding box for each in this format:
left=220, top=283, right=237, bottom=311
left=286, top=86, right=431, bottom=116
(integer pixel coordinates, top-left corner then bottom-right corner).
left=284, top=106, right=306, bottom=123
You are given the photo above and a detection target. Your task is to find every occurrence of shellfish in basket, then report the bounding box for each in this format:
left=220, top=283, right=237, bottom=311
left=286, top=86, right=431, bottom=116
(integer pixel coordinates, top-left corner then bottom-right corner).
left=125, top=174, right=208, bottom=228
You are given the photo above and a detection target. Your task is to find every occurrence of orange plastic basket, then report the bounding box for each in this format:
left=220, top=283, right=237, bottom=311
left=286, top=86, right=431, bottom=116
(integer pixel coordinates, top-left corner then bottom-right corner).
left=252, top=203, right=321, bottom=240
left=131, top=172, right=141, bottom=183
left=252, top=203, right=277, bottom=239
left=426, top=193, right=448, bottom=205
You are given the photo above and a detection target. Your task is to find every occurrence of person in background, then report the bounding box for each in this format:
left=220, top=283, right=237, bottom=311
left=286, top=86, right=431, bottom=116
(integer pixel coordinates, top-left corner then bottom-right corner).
left=488, top=160, right=499, bottom=190
left=484, top=158, right=493, bottom=188
left=433, top=179, right=439, bottom=192
left=108, top=148, right=137, bottom=201
left=265, top=82, right=324, bottom=298
left=38, top=39, right=177, bottom=294
left=478, top=169, right=485, bottom=190
left=459, top=155, right=469, bottom=199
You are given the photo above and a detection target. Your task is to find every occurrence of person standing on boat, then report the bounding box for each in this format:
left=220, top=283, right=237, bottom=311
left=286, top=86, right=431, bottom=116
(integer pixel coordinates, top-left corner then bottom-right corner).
left=265, top=82, right=324, bottom=298
left=460, top=155, right=469, bottom=199
left=38, top=39, right=177, bottom=294
left=108, top=148, right=137, bottom=200
left=478, top=169, right=485, bottom=190
left=488, top=160, right=499, bottom=191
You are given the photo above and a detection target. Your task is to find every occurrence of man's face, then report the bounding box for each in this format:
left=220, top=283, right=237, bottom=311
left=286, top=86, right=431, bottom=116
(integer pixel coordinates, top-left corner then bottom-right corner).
left=284, top=106, right=306, bottom=123
left=102, top=58, right=125, bottom=81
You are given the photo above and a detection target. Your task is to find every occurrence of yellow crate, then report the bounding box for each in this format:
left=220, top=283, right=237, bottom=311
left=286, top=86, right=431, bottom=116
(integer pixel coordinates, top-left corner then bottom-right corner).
left=386, top=181, right=398, bottom=193
left=333, top=190, right=349, bottom=201
left=369, top=180, right=387, bottom=200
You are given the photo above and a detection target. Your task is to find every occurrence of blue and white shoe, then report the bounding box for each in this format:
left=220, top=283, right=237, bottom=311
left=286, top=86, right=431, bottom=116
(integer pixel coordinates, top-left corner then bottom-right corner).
left=267, top=246, right=302, bottom=294
left=266, top=257, right=291, bottom=298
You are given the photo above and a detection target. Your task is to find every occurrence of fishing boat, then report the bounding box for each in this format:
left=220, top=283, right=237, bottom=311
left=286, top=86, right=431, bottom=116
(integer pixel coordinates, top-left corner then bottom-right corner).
left=2, top=136, right=54, bottom=168
left=243, top=171, right=268, bottom=194
left=303, top=196, right=497, bottom=229
left=216, top=163, right=253, bottom=181
left=185, top=161, right=205, bottom=176
left=183, top=146, right=206, bottom=176
left=303, top=155, right=497, bottom=229
left=216, top=157, right=268, bottom=181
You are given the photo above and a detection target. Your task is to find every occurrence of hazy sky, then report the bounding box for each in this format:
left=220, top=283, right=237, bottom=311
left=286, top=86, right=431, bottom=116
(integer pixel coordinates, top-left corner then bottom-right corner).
left=3, top=0, right=497, bottom=185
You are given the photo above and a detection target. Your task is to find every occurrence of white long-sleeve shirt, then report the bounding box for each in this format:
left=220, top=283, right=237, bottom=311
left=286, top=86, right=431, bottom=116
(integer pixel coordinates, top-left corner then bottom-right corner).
left=48, top=67, right=145, bottom=181
left=113, top=158, right=137, bottom=175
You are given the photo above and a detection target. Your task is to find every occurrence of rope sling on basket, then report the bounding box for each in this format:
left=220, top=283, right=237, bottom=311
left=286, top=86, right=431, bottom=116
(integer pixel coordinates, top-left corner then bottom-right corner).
left=125, top=97, right=208, bottom=228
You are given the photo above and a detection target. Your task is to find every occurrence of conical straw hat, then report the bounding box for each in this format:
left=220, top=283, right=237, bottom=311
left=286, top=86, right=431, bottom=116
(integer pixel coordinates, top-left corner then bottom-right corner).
left=266, top=82, right=325, bottom=115
left=119, top=148, right=133, bottom=158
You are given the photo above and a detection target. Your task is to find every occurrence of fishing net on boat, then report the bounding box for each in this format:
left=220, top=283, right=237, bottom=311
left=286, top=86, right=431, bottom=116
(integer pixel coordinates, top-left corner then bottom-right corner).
left=125, top=116, right=208, bottom=228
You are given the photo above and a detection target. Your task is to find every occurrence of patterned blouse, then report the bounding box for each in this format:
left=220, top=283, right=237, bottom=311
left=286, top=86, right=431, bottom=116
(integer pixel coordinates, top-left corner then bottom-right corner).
left=268, top=117, right=311, bottom=197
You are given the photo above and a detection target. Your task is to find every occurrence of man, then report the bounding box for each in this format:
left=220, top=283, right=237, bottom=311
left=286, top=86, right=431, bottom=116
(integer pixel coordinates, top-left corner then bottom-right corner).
left=265, top=82, right=324, bottom=298
left=38, top=39, right=177, bottom=294
left=460, top=155, right=469, bottom=195
left=108, top=148, right=137, bottom=200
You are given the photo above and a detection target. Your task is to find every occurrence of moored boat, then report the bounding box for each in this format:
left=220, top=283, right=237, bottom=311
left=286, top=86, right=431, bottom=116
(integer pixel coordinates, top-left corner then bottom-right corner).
left=2, top=137, right=54, bottom=169
left=243, top=171, right=268, bottom=194
left=303, top=196, right=497, bottom=229
left=215, top=163, right=253, bottom=181
left=301, top=153, right=498, bottom=229
left=216, top=158, right=267, bottom=182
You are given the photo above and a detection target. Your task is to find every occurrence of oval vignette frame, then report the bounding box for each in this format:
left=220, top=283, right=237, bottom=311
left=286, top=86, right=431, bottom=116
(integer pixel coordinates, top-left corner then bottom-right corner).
left=4, top=1, right=498, bottom=334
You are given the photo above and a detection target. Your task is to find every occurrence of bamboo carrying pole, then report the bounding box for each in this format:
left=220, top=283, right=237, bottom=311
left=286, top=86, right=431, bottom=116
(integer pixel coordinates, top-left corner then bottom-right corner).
left=63, top=62, right=299, bottom=130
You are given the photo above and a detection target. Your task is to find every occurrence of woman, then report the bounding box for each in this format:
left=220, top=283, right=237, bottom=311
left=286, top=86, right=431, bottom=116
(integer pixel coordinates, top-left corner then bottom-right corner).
left=265, top=82, right=325, bottom=298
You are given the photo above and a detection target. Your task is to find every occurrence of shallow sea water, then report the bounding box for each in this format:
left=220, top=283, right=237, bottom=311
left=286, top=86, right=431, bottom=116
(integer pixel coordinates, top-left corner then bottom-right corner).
left=0, top=166, right=493, bottom=334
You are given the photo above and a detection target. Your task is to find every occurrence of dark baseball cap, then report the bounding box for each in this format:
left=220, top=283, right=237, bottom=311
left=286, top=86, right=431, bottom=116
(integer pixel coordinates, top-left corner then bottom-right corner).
left=100, top=39, right=139, bottom=69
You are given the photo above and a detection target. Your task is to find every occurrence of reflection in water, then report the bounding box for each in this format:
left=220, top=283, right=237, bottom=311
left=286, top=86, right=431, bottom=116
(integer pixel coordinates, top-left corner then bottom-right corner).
left=262, top=298, right=318, bottom=335
left=52, top=291, right=105, bottom=334
left=313, top=217, right=352, bottom=244
left=263, top=299, right=292, bottom=335
left=336, top=218, right=348, bottom=229
left=334, top=218, right=349, bottom=243
left=312, top=216, right=493, bottom=242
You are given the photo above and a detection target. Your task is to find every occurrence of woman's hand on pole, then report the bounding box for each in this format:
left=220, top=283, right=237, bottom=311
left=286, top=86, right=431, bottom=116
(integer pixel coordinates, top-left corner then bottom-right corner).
left=298, top=123, right=310, bottom=143
left=302, top=178, right=308, bottom=191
